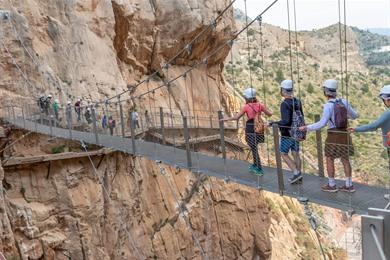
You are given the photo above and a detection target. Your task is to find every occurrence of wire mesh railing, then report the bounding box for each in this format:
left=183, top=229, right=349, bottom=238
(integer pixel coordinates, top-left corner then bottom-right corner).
left=2, top=103, right=390, bottom=194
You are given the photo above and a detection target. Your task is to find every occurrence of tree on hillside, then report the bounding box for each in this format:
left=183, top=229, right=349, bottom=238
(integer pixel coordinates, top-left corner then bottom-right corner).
left=275, top=69, right=284, bottom=83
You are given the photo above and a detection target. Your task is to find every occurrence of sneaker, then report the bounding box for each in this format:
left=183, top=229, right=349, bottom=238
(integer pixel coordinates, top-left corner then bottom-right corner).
left=252, top=167, right=264, bottom=176
left=339, top=185, right=356, bottom=193
left=289, top=174, right=303, bottom=184
left=248, top=165, right=256, bottom=171
left=321, top=184, right=338, bottom=193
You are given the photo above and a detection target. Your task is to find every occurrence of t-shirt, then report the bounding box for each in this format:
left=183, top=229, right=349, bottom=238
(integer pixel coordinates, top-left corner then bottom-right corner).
left=241, top=102, right=265, bottom=120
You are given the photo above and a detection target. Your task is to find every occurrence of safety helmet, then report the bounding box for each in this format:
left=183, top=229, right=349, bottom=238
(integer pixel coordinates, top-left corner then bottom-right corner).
left=47, top=94, right=52, bottom=98
left=379, top=85, right=390, bottom=100
left=323, top=79, right=337, bottom=96
left=280, top=79, right=293, bottom=90
left=243, top=88, right=256, bottom=99
left=67, top=101, right=71, bottom=105
left=54, top=99, right=59, bottom=103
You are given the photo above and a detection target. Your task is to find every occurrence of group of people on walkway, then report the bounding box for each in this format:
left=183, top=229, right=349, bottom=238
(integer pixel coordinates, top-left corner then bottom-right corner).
left=37, top=94, right=60, bottom=120
left=222, top=79, right=390, bottom=193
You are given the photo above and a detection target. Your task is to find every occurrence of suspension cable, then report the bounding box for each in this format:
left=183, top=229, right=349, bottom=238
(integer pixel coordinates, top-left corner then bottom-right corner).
left=338, top=0, right=345, bottom=97
left=80, top=141, right=145, bottom=260
left=258, top=16, right=271, bottom=167
left=156, top=163, right=206, bottom=258
left=244, top=0, right=253, bottom=87
left=286, top=0, right=294, bottom=82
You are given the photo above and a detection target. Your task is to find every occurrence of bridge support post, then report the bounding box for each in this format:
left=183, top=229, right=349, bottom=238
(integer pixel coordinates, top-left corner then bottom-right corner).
left=40, top=111, right=43, bottom=125
left=67, top=107, right=72, bottom=139
left=49, top=110, right=53, bottom=136
left=183, top=116, right=192, bottom=168
left=91, top=106, right=99, bottom=144
left=118, top=99, right=125, bottom=138
left=314, top=114, right=325, bottom=177
left=21, top=106, right=26, bottom=129
left=272, top=124, right=284, bottom=195
left=129, top=109, right=137, bottom=154
left=364, top=208, right=390, bottom=259
left=160, top=107, right=166, bottom=145
left=218, top=111, right=226, bottom=160
left=12, top=106, right=16, bottom=125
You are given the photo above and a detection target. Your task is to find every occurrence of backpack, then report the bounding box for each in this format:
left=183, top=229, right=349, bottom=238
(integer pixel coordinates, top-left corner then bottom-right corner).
left=330, top=99, right=348, bottom=129
left=248, top=104, right=266, bottom=134
left=288, top=99, right=306, bottom=141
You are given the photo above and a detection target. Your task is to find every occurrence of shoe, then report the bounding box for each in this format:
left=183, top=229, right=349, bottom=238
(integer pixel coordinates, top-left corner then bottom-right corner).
left=252, top=167, right=264, bottom=176
left=339, top=185, right=356, bottom=193
left=289, top=174, right=303, bottom=184
left=321, top=184, right=338, bottom=193
left=248, top=165, right=256, bottom=171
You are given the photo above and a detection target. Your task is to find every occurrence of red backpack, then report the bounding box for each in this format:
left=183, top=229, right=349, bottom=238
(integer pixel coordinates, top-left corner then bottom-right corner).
left=330, top=99, right=348, bottom=129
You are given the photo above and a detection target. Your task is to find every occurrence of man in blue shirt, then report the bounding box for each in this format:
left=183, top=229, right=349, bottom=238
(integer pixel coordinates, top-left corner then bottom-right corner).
left=271, top=80, right=304, bottom=184
left=300, top=79, right=358, bottom=193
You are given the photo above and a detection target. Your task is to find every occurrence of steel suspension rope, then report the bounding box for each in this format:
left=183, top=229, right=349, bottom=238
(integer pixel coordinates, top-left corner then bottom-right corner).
left=286, top=0, right=294, bottom=82
left=105, top=0, right=237, bottom=104
left=80, top=141, right=145, bottom=260
left=244, top=0, right=253, bottom=87
left=258, top=16, right=271, bottom=167
left=338, top=0, right=345, bottom=97
left=156, top=162, right=207, bottom=259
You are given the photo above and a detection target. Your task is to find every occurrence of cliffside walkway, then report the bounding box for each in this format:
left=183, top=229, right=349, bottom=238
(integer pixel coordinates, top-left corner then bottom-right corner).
left=5, top=117, right=389, bottom=215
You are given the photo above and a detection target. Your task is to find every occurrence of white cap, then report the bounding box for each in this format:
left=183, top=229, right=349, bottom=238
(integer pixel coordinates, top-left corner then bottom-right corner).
left=280, top=79, right=293, bottom=90
left=323, top=79, right=338, bottom=90
left=379, top=85, right=390, bottom=100
left=243, top=88, right=256, bottom=99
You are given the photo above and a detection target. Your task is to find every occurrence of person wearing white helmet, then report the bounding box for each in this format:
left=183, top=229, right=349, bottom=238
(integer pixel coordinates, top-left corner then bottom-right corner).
left=299, top=79, right=358, bottom=193
left=349, top=85, right=390, bottom=146
left=221, top=87, right=272, bottom=176
left=349, top=85, right=390, bottom=200
left=270, top=79, right=305, bottom=184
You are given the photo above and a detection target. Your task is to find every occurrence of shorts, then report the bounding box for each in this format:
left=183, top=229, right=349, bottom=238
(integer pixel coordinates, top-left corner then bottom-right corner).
left=325, top=129, right=354, bottom=159
left=280, top=136, right=299, bottom=154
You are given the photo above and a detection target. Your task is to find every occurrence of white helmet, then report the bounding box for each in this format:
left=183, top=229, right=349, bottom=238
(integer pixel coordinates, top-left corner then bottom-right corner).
left=47, top=94, right=52, bottom=98
left=67, top=101, right=71, bottom=105
left=243, top=88, right=256, bottom=99
left=323, top=79, right=337, bottom=96
left=323, top=79, right=338, bottom=90
left=54, top=99, right=59, bottom=103
left=281, top=79, right=293, bottom=90
left=379, top=85, right=390, bottom=100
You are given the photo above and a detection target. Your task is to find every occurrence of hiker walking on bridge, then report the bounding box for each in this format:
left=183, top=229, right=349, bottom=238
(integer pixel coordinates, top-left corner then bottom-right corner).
left=53, top=99, right=60, bottom=121
left=75, top=99, right=81, bottom=122
left=270, top=80, right=305, bottom=184
left=221, top=87, right=272, bottom=176
left=299, top=79, right=358, bottom=193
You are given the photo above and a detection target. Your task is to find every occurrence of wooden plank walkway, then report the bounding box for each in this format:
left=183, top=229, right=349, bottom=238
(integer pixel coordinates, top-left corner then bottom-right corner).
left=2, top=149, right=112, bottom=167
left=6, top=118, right=390, bottom=214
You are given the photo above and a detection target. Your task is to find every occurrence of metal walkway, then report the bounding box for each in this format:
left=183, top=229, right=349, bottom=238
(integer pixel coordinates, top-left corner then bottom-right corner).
left=7, top=118, right=390, bottom=215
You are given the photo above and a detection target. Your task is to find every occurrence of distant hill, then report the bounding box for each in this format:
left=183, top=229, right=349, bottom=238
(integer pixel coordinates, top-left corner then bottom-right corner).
left=368, top=28, right=390, bottom=36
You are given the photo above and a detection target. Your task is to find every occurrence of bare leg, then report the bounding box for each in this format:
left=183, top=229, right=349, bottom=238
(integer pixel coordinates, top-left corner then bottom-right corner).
left=341, top=158, right=352, bottom=178
left=292, top=151, right=302, bottom=172
left=281, top=153, right=297, bottom=172
left=326, top=157, right=335, bottom=178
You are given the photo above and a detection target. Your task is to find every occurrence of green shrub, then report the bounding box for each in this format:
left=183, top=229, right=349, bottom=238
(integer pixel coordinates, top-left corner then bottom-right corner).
left=52, top=145, right=65, bottom=154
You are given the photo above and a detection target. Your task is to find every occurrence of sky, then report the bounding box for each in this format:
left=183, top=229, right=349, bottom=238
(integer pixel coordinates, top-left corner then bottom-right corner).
left=233, top=0, right=390, bottom=31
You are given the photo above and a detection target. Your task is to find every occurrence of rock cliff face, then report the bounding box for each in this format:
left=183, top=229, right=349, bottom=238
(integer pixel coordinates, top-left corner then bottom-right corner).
left=0, top=132, right=344, bottom=259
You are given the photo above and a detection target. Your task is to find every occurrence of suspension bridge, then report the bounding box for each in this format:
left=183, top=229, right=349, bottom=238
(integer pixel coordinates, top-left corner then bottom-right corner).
left=1, top=0, right=390, bottom=258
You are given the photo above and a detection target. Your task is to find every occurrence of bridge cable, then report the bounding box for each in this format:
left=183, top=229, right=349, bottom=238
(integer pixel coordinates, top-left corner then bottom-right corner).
left=338, top=0, right=345, bottom=97
left=257, top=16, right=271, bottom=167
left=243, top=0, right=259, bottom=188
left=156, top=162, right=207, bottom=259
left=80, top=141, right=145, bottom=260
